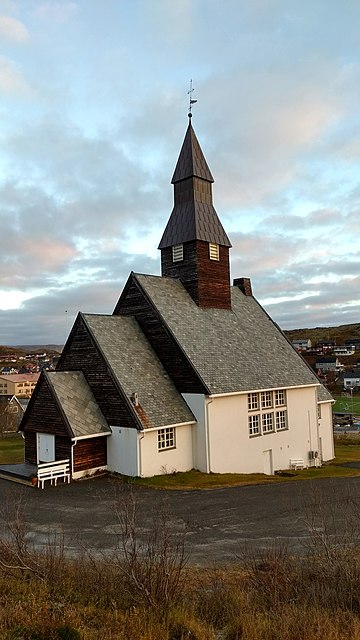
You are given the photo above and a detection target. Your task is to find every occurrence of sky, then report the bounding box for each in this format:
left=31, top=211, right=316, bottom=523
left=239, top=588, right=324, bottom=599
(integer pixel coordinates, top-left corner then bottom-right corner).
left=0, top=0, right=360, bottom=345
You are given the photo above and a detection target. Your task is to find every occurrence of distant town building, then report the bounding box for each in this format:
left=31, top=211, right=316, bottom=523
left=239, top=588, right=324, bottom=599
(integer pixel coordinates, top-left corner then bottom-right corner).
left=0, top=373, right=40, bottom=398
left=292, top=338, right=312, bottom=351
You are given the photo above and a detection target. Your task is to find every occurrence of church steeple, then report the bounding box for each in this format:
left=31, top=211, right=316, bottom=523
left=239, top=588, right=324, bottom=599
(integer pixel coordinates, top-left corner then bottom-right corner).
left=159, top=121, right=232, bottom=310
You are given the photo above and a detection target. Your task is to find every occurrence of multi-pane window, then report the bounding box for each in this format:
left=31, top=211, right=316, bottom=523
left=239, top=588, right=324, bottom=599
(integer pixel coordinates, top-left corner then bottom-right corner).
left=158, top=427, right=175, bottom=451
left=275, top=389, right=285, bottom=407
left=248, top=414, right=260, bottom=436
left=262, top=413, right=274, bottom=433
left=247, top=390, right=288, bottom=437
left=261, top=391, right=273, bottom=409
left=248, top=392, right=259, bottom=411
left=275, top=410, right=287, bottom=431
left=172, top=244, right=183, bottom=262
left=209, top=243, right=219, bottom=261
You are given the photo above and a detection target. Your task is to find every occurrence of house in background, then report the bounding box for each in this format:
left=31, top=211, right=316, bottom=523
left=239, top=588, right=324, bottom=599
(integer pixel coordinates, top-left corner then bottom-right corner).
left=20, top=119, right=334, bottom=479
left=315, top=357, right=343, bottom=373
left=343, top=371, right=360, bottom=390
left=0, top=373, right=40, bottom=398
left=291, top=338, right=312, bottom=351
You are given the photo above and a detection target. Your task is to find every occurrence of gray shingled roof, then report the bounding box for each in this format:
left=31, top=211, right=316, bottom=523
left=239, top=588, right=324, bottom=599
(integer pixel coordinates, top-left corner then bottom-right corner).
left=158, top=201, right=231, bottom=248
left=172, top=122, right=214, bottom=183
left=159, top=122, right=231, bottom=249
left=134, top=274, right=333, bottom=399
left=83, top=314, right=195, bottom=429
left=47, top=371, right=111, bottom=438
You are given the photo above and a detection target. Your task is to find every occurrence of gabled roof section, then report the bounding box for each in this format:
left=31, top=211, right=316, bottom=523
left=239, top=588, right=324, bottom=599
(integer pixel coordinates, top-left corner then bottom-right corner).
left=46, top=371, right=111, bottom=438
left=172, top=122, right=214, bottom=183
left=82, top=314, right=195, bottom=430
left=133, top=273, right=330, bottom=395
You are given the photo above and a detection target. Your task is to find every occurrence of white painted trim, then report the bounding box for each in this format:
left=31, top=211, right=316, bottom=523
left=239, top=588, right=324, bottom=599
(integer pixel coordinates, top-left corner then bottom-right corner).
left=209, top=383, right=320, bottom=399
left=71, top=432, right=110, bottom=442
left=139, top=420, right=196, bottom=434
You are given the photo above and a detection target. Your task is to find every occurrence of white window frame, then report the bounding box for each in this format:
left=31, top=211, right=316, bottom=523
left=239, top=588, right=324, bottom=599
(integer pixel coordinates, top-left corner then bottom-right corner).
left=275, top=410, right=287, bottom=431
left=172, top=244, right=183, bottom=262
left=209, top=243, right=219, bottom=261
left=248, top=392, right=259, bottom=411
left=262, top=412, right=274, bottom=433
left=248, top=414, right=260, bottom=437
left=158, top=427, right=176, bottom=451
left=274, top=389, right=285, bottom=407
left=261, top=391, right=273, bottom=409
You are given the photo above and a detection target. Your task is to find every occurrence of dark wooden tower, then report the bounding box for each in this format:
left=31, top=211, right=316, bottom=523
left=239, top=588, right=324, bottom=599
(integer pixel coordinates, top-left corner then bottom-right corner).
left=158, top=120, right=232, bottom=309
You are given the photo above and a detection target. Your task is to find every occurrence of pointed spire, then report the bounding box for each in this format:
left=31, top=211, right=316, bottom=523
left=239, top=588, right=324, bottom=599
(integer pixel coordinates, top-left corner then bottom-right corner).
left=158, top=122, right=231, bottom=249
left=171, top=121, right=214, bottom=184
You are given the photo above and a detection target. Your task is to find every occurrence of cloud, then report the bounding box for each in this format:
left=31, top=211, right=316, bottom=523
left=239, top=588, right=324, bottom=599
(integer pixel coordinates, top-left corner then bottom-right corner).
left=0, top=15, right=29, bottom=42
left=0, top=55, right=33, bottom=95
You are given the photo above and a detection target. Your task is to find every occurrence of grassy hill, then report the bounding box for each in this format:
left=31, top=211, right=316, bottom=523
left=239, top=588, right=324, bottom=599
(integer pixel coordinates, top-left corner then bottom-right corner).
left=285, top=323, right=360, bottom=345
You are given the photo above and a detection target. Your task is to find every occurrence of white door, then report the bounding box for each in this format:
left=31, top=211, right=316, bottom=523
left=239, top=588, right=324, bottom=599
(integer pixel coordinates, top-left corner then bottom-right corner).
left=37, top=433, right=55, bottom=463
left=263, top=449, right=273, bottom=475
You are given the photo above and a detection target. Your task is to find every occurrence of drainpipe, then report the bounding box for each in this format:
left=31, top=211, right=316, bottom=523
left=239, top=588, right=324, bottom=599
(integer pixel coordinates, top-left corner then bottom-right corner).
left=138, top=430, right=145, bottom=477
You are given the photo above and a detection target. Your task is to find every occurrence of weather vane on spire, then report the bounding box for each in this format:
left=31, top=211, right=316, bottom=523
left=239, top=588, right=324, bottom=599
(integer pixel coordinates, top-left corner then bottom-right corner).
left=188, top=79, right=197, bottom=119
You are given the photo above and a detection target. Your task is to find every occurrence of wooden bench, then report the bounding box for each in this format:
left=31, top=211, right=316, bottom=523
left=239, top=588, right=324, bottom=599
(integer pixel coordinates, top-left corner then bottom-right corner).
left=37, top=459, right=71, bottom=489
left=289, top=458, right=305, bottom=470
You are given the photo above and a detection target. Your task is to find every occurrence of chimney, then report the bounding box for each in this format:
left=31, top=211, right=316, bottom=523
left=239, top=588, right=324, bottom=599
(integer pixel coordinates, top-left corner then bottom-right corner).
left=233, top=277, right=253, bottom=296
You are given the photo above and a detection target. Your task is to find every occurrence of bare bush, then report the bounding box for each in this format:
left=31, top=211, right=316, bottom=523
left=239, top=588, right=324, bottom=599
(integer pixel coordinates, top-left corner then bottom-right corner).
left=112, top=485, right=188, bottom=618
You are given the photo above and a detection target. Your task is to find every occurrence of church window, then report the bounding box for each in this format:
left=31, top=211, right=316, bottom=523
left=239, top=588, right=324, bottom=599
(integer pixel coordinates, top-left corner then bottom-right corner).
left=209, top=243, right=219, bottom=260
left=158, top=427, right=175, bottom=450
left=172, top=244, right=183, bottom=262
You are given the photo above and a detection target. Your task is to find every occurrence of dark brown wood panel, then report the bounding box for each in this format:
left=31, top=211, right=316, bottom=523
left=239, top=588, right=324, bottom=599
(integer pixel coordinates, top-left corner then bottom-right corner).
left=73, top=436, right=107, bottom=472
left=24, top=431, right=37, bottom=465
left=161, top=240, right=231, bottom=309
left=58, top=317, right=139, bottom=430
left=114, top=276, right=207, bottom=394
left=21, top=376, right=70, bottom=437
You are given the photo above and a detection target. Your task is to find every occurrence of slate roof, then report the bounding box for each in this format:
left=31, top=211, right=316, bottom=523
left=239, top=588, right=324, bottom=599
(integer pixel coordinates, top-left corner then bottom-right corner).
left=172, top=122, right=214, bottom=183
left=133, top=273, right=332, bottom=398
left=82, top=313, right=195, bottom=430
left=46, top=371, right=111, bottom=438
left=159, top=122, right=231, bottom=249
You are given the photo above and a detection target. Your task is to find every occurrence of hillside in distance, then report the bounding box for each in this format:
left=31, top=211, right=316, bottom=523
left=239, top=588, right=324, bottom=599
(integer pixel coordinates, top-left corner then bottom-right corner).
left=284, top=323, right=360, bottom=345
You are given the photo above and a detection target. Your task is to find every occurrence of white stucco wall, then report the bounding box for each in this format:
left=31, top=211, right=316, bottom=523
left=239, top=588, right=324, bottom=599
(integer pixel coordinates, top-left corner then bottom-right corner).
left=139, top=423, right=194, bottom=477
left=107, top=426, right=139, bottom=477
left=182, top=393, right=208, bottom=472
left=318, top=401, right=335, bottom=462
left=206, top=385, right=331, bottom=474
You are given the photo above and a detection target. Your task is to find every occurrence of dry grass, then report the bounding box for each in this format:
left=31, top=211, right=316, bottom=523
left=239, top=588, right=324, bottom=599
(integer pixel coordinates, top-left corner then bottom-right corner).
left=2, top=488, right=360, bottom=639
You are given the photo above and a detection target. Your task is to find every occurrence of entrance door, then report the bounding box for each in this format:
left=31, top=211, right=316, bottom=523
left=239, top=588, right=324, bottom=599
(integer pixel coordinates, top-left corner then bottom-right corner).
left=37, top=433, right=55, bottom=463
left=263, top=449, right=273, bottom=475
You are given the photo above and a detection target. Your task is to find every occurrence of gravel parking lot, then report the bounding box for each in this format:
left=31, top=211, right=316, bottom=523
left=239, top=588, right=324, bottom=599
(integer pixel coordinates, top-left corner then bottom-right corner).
left=1, top=475, right=360, bottom=564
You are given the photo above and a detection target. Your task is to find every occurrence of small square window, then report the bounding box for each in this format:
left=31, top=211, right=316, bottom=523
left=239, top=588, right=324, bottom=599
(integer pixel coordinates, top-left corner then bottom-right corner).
left=261, top=391, right=273, bottom=409
left=262, top=413, right=274, bottom=433
left=248, top=392, right=259, bottom=411
left=276, top=410, right=287, bottom=431
left=249, top=414, right=260, bottom=436
left=172, top=244, right=183, bottom=262
left=209, top=243, right=219, bottom=261
left=275, top=389, right=285, bottom=407
left=158, top=427, right=175, bottom=451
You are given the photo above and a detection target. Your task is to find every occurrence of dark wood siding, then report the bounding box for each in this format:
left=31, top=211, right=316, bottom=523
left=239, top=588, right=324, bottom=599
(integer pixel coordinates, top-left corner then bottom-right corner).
left=58, top=317, right=139, bottom=430
left=114, top=277, right=207, bottom=394
left=73, top=436, right=107, bottom=472
left=21, top=376, right=70, bottom=438
left=24, top=431, right=37, bottom=465
left=161, top=240, right=231, bottom=309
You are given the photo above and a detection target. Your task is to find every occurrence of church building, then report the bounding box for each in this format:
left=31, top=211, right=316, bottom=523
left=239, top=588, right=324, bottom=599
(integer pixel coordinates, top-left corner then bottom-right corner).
left=20, top=118, right=334, bottom=479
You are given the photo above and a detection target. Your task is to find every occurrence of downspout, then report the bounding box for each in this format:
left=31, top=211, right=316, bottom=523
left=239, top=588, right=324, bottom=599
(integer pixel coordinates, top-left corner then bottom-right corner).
left=138, top=430, right=145, bottom=477
left=205, top=397, right=213, bottom=474
left=71, top=439, right=77, bottom=478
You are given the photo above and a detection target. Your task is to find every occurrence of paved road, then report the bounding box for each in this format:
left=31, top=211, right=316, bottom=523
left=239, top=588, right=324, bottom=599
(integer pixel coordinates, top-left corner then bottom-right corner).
left=1, top=475, right=360, bottom=564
